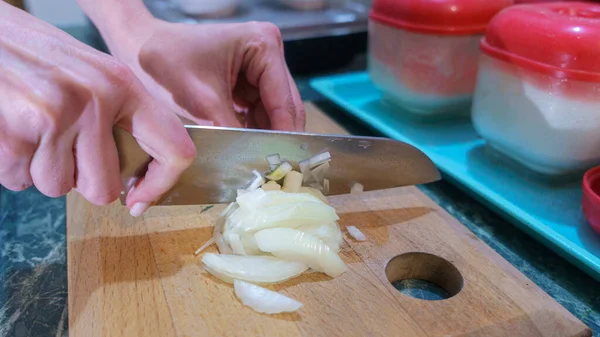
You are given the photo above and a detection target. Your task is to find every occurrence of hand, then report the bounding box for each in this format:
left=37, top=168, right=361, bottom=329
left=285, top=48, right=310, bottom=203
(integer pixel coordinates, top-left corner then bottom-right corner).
left=99, top=19, right=305, bottom=131
left=0, top=4, right=195, bottom=216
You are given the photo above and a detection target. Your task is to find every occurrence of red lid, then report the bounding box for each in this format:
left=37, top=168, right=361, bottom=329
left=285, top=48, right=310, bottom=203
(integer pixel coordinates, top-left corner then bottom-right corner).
left=482, top=2, right=600, bottom=82
left=369, top=0, right=513, bottom=35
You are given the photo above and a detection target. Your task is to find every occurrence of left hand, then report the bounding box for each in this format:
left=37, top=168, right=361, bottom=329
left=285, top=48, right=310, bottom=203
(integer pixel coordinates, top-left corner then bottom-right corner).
left=113, top=20, right=305, bottom=131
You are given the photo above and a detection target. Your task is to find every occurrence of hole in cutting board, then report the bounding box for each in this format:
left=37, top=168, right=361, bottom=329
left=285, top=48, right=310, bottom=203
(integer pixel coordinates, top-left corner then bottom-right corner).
left=385, top=253, right=463, bottom=301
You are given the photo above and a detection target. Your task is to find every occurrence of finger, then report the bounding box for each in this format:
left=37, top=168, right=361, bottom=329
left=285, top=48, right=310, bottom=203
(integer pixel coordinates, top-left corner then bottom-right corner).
left=29, top=136, right=75, bottom=198
left=253, top=61, right=297, bottom=131
left=243, top=24, right=298, bottom=131
left=278, top=43, right=305, bottom=132
left=0, top=135, right=34, bottom=192
left=285, top=71, right=305, bottom=132
left=73, top=129, right=122, bottom=206
left=117, top=84, right=197, bottom=216
left=251, top=102, right=271, bottom=130
left=179, top=81, right=242, bottom=128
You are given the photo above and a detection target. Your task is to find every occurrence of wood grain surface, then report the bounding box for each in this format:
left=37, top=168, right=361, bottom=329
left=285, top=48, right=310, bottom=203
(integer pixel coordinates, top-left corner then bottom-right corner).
left=67, top=102, right=591, bottom=337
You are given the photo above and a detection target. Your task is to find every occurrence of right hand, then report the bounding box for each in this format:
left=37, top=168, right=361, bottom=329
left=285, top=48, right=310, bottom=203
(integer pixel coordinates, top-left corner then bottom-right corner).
left=0, top=4, right=196, bottom=216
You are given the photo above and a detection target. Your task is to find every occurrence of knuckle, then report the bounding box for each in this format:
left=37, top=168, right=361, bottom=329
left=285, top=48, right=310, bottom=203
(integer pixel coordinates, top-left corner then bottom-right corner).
left=101, top=60, right=136, bottom=91
left=246, top=21, right=282, bottom=52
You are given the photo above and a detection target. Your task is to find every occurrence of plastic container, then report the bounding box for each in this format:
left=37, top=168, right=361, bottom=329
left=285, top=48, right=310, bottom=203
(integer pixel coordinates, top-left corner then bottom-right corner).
left=583, top=166, right=600, bottom=235
left=367, top=0, right=512, bottom=117
left=472, top=2, right=600, bottom=176
left=175, top=0, right=239, bottom=17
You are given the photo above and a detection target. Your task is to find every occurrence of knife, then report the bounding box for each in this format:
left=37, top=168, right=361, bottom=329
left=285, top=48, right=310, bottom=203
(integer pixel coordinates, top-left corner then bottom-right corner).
left=114, top=125, right=441, bottom=205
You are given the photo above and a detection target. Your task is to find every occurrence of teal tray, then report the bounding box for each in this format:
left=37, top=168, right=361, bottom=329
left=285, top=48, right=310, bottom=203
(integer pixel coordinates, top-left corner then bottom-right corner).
left=310, top=72, right=600, bottom=281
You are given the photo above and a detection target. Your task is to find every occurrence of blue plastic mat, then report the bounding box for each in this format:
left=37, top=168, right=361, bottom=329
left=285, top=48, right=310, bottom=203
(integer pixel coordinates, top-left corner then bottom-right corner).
left=310, top=72, right=600, bottom=281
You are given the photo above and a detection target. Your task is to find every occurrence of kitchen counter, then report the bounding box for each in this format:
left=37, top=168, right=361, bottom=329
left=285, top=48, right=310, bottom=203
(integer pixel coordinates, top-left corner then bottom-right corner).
left=1, top=25, right=599, bottom=337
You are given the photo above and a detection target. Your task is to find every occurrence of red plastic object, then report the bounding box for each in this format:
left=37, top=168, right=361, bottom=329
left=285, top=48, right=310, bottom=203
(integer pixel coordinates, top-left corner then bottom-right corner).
left=482, top=2, right=600, bottom=83
left=370, top=0, right=513, bottom=35
left=582, top=166, right=600, bottom=234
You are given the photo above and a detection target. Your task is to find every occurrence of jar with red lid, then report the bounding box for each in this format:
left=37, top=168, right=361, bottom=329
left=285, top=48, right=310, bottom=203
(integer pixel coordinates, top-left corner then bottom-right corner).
left=368, top=0, right=512, bottom=116
left=472, top=2, right=600, bottom=175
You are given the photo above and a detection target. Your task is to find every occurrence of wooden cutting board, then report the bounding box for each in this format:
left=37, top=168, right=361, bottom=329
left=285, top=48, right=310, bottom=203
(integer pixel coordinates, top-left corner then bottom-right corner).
left=67, top=103, right=591, bottom=337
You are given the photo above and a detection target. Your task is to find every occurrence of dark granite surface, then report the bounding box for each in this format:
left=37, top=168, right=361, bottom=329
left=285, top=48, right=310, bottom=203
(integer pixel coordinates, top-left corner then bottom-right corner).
left=0, top=24, right=599, bottom=337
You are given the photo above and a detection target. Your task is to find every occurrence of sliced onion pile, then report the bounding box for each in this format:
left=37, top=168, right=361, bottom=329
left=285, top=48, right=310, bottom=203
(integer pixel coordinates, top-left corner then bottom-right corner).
left=195, top=152, right=348, bottom=314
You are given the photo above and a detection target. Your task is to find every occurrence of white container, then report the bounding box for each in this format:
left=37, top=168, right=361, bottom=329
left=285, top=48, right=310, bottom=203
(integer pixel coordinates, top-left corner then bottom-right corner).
left=175, top=0, right=239, bottom=17
left=472, top=2, right=600, bottom=175
left=367, top=0, right=511, bottom=117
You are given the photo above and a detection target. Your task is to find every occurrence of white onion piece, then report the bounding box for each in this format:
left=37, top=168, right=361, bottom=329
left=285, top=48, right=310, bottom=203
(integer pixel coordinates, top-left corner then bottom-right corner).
left=282, top=171, right=302, bottom=193
left=236, top=201, right=339, bottom=233
left=247, top=170, right=265, bottom=191
left=214, top=218, right=233, bottom=254
left=202, top=253, right=308, bottom=284
left=255, top=228, right=347, bottom=277
left=298, top=187, right=328, bottom=203
left=346, top=226, right=366, bottom=241
left=262, top=181, right=281, bottom=191
left=298, top=222, right=342, bottom=252
left=236, top=188, right=268, bottom=211
left=350, top=183, right=364, bottom=194
left=220, top=202, right=237, bottom=217
left=240, top=234, right=262, bottom=255
left=194, top=237, right=215, bottom=256
left=300, top=151, right=331, bottom=170
left=266, top=154, right=281, bottom=170
left=226, top=233, right=247, bottom=255
left=234, top=280, right=303, bottom=314
left=266, top=162, right=293, bottom=181
left=311, top=162, right=329, bottom=183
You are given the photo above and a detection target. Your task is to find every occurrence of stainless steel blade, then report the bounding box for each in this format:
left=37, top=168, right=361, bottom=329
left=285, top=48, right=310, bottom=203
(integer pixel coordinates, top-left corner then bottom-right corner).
left=115, top=125, right=440, bottom=205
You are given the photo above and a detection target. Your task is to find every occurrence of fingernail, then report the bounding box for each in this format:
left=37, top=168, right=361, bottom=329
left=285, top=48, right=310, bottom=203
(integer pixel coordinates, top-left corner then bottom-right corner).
left=130, top=202, right=150, bottom=217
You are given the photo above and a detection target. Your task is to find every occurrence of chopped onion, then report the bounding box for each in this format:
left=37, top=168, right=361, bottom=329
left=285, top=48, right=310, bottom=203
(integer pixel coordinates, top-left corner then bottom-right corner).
left=350, top=183, right=364, bottom=194
left=194, top=237, right=215, bottom=256
left=214, top=218, right=232, bottom=254
left=300, top=151, right=331, bottom=169
left=220, top=202, right=237, bottom=217
left=266, top=154, right=281, bottom=170
left=254, top=228, right=347, bottom=277
left=225, top=233, right=247, bottom=255
left=247, top=170, right=265, bottom=191
left=311, top=162, right=329, bottom=183
left=346, top=226, right=366, bottom=241
left=234, top=280, right=303, bottom=314
left=282, top=171, right=302, bottom=193
left=202, top=253, right=308, bottom=284
left=298, top=222, right=342, bottom=252
left=262, top=181, right=281, bottom=191
left=266, top=162, right=293, bottom=181
left=298, top=187, right=328, bottom=203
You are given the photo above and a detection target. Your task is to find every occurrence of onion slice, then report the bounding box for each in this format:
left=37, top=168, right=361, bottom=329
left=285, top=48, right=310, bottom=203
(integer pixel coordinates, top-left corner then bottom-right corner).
left=266, top=162, right=293, bottom=181
left=266, top=154, right=281, bottom=170
left=346, top=226, right=366, bottom=241
left=202, top=253, right=308, bottom=284
left=254, top=228, right=347, bottom=277
left=194, top=237, right=215, bottom=256
left=234, top=280, right=303, bottom=314
left=247, top=170, right=265, bottom=191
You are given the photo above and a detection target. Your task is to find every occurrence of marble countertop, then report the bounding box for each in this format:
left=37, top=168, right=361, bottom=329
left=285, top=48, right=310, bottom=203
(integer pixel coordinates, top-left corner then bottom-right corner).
left=1, top=25, right=599, bottom=337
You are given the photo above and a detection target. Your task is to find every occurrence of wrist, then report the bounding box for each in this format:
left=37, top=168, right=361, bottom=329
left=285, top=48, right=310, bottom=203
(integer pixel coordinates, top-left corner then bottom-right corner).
left=77, top=0, right=164, bottom=62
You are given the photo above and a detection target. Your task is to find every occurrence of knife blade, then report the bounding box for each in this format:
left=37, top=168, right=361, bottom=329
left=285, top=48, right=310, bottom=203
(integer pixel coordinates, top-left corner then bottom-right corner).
left=114, top=125, right=440, bottom=205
